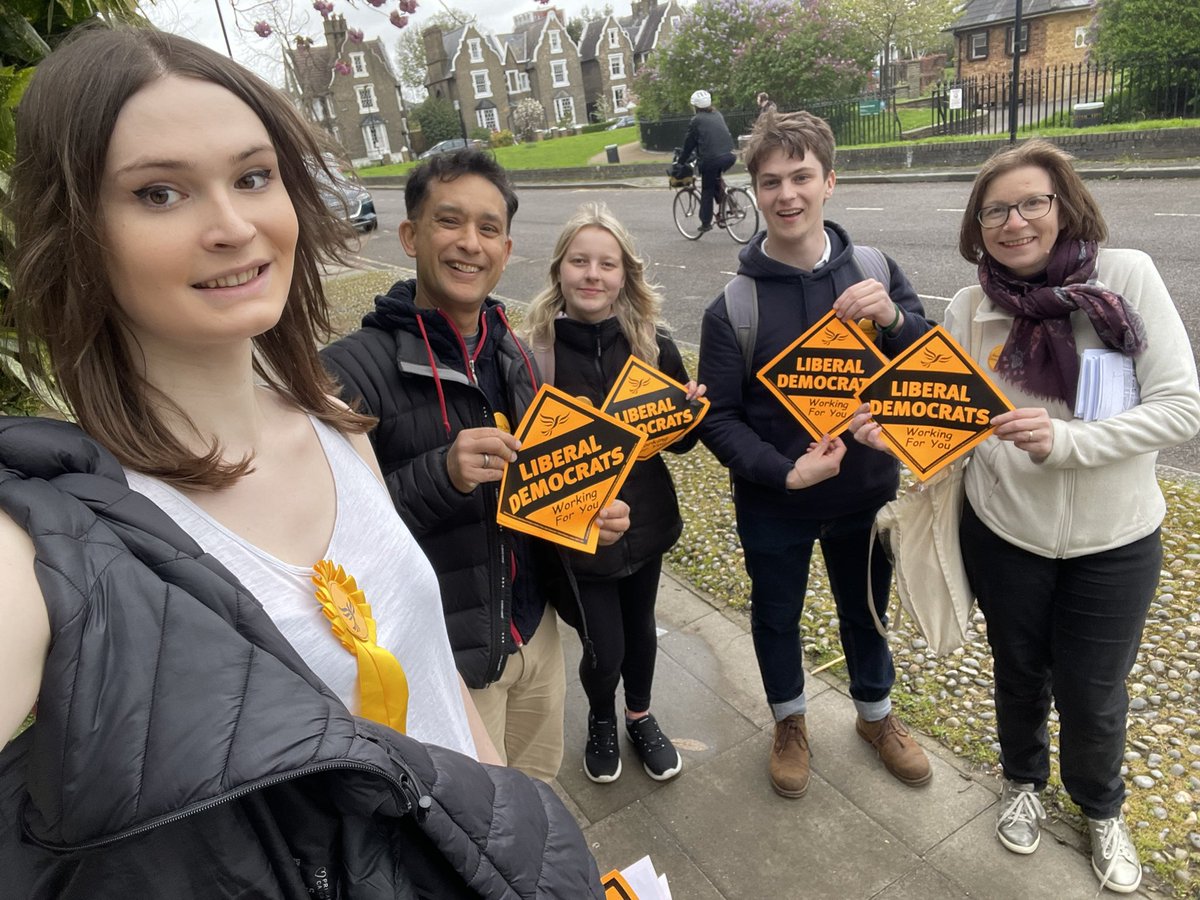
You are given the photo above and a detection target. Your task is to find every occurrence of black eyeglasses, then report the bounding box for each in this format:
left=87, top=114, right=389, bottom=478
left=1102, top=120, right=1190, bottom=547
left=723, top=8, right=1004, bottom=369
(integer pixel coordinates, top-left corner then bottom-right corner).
left=977, top=193, right=1057, bottom=228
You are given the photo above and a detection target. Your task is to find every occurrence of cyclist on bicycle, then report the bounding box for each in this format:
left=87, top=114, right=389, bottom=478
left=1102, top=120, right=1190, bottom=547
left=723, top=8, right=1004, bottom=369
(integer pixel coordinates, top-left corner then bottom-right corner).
left=680, top=89, right=736, bottom=235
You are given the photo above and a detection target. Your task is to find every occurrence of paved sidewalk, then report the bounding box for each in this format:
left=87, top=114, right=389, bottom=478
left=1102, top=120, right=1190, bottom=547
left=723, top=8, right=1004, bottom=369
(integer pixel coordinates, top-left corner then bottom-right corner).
left=551, top=570, right=1169, bottom=899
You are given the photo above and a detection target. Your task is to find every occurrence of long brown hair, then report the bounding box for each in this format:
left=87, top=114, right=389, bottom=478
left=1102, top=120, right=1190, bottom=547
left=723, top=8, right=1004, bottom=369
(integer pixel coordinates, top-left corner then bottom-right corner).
left=523, top=202, right=665, bottom=365
left=7, top=26, right=372, bottom=489
left=958, top=139, right=1108, bottom=264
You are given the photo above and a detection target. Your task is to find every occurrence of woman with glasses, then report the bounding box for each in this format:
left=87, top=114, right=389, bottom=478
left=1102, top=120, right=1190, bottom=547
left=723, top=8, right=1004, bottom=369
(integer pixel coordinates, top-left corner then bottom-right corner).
left=852, top=140, right=1199, bottom=893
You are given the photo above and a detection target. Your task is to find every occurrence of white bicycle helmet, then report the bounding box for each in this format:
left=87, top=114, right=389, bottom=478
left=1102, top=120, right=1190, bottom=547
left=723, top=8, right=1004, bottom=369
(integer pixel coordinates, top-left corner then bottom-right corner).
left=690, top=89, right=712, bottom=109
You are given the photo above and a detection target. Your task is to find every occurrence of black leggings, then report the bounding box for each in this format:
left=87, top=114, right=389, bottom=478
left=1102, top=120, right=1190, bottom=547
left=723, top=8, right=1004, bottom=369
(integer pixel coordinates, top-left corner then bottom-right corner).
left=576, top=556, right=663, bottom=719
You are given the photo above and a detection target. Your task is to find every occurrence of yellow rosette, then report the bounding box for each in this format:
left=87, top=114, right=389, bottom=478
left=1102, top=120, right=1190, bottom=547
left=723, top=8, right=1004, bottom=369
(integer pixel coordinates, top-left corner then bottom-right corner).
left=312, top=560, right=409, bottom=733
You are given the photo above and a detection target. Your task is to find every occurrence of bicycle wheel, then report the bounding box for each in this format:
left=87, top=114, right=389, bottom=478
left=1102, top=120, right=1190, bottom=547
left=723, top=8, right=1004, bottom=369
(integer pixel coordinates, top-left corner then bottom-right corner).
left=673, top=188, right=703, bottom=240
left=723, top=187, right=760, bottom=244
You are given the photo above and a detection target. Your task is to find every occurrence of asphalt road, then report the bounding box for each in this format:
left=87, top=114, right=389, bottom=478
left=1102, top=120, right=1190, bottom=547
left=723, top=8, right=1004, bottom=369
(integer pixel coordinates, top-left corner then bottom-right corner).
left=349, top=178, right=1200, bottom=470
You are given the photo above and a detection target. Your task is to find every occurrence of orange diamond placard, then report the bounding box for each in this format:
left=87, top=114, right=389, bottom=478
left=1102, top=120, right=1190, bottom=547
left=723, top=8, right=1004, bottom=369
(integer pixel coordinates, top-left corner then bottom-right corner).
left=856, top=325, right=1013, bottom=481
left=497, top=385, right=646, bottom=552
left=600, top=356, right=709, bottom=460
left=756, top=310, right=888, bottom=440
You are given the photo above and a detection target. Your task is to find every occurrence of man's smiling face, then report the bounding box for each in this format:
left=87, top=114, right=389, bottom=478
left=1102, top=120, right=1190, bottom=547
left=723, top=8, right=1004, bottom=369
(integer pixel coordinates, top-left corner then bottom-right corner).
left=400, top=173, right=512, bottom=326
left=753, top=147, right=835, bottom=254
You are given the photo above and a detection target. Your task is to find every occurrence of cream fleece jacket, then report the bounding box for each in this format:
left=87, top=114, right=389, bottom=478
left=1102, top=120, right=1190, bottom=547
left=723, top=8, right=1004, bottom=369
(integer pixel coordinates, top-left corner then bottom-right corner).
left=946, top=248, right=1200, bottom=559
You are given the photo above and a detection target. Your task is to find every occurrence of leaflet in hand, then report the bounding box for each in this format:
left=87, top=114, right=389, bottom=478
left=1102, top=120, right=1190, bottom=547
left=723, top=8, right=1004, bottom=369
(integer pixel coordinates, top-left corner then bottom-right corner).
left=1074, top=349, right=1139, bottom=421
left=601, top=855, right=671, bottom=899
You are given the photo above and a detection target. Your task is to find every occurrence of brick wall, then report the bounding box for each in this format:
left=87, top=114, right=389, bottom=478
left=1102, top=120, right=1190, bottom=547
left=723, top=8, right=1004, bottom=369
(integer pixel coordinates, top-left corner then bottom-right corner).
left=958, top=10, right=1091, bottom=78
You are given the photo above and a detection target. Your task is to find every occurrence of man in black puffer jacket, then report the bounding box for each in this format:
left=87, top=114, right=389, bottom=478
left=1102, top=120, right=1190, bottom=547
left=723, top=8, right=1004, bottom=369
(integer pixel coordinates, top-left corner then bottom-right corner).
left=0, top=417, right=602, bottom=899
left=321, top=150, right=629, bottom=784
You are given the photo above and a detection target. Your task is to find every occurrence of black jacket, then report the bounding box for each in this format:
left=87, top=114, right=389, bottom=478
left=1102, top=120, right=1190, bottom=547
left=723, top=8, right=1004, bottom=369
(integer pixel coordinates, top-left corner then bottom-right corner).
left=698, top=223, right=930, bottom=518
left=0, top=417, right=602, bottom=899
left=548, top=317, right=693, bottom=580
left=680, top=109, right=734, bottom=165
left=321, top=281, right=583, bottom=689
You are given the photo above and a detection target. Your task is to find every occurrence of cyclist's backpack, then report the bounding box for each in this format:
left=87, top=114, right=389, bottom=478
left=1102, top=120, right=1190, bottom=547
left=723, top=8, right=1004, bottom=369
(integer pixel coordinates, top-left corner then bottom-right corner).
left=723, top=245, right=890, bottom=382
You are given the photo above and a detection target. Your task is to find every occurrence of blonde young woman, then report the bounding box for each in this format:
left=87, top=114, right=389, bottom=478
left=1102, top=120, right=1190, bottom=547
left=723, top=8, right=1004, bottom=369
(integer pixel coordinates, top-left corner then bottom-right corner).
left=523, top=203, right=703, bottom=783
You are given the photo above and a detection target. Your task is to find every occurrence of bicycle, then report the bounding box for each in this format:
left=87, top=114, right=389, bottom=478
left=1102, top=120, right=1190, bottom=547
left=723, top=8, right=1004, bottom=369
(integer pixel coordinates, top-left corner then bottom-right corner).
left=672, top=173, right=759, bottom=244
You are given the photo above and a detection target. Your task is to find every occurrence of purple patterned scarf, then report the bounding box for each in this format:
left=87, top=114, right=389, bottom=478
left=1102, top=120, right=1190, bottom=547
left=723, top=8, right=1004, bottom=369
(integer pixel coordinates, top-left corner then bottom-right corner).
left=978, top=236, right=1147, bottom=405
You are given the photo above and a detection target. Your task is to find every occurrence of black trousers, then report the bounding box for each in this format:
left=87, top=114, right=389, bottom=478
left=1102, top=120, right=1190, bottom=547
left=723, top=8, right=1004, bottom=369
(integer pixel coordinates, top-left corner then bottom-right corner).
left=960, top=500, right=1161, bottom=818
left=699, top=152, right=736, bottom=228
left=575, top=557, right=663, bottom=719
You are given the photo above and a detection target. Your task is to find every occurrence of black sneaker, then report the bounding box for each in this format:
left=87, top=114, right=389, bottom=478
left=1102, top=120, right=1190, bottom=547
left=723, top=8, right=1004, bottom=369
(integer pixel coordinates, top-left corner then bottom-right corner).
left=697, top=223, right=713, bottom=234
left=584, top=714, right=622, bottom=783
left=625, top=713, right=682, bottom=781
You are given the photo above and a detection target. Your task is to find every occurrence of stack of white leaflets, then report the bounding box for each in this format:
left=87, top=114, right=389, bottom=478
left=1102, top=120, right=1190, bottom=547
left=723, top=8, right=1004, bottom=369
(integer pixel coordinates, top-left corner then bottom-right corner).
left=602, top=855, right=671, bottom=899
left=1074, top=349, right=1140, bottom=421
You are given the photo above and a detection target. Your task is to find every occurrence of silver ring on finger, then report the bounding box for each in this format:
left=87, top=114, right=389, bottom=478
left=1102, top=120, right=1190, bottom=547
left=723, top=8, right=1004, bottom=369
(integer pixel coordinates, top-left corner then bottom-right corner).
left=483, top=453, right=490, bottom=469
left=1027, top=430, right=1034, bottom=442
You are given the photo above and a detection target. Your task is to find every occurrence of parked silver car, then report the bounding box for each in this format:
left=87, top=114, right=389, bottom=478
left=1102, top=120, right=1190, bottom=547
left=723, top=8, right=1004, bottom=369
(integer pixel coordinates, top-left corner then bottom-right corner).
left=418, top=138, right=469, bottom=159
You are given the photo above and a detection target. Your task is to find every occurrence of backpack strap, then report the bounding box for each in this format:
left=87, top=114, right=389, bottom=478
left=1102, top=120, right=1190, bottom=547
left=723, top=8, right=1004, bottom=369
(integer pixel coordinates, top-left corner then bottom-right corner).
left=722, top=274, right=758, bottom=384
left=850, top=244, right=890, bottom=288
left=532, top=346, right=555, bottom=387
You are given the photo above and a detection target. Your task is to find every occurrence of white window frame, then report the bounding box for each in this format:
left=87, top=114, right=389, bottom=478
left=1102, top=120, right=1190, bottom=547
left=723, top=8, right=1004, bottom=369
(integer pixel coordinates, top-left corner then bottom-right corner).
left=612, top=85, right=627, bottom=110
left=670, top=15, right=681, bottom=29
left=505, top=69, right=519, bottom=93
left=551, top=60, right=569, bottom=86
left=468, top=38, right=483, bottom=62
left=1006, top=24, right=1029, bottom=55
left=471, top=70, right=492, bottom=98
left=608, top=54, right=625, bottom=78
left=355, top=83, right=378, bottom=113
left=519, top=71, right=531, bottom=92
left=608, top=27, right=620, bottom=48
left=969, top=31, right=988, bottom=60
left=476, top=107, right=500, bottom=131
left=548, top=30, right=562, bottom=53
left=554, top=95, right=575, bottom=124
left=1074, top=26, right=1089, bottom=49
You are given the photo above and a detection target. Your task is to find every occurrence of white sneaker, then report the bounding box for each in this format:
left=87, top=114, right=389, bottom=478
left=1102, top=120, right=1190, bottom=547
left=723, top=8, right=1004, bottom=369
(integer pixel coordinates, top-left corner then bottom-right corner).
left=995, top=780, right=1045, bottom=854
left=1087, top=815, right=1142, bottom=894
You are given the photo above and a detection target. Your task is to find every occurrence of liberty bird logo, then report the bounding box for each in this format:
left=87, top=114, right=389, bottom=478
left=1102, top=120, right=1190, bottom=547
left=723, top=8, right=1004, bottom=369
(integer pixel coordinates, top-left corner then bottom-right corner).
left=921, top=347, right=951, bottom=365
left=629, top=376, right=649, bottom=391
left=539, top=412, right=568, bottom=436
left=819, top=328, right=847, bottom=345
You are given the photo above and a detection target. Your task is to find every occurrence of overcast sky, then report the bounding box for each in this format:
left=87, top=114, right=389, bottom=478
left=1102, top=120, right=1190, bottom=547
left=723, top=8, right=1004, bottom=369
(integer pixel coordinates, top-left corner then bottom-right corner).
left=145, top=1, right=630, bottom=88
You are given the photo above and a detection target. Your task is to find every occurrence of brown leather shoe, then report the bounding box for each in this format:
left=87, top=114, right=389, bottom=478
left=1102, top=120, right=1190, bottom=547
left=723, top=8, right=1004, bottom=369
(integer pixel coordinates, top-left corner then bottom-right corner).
left=769, top=713, right=811, bottom=798
left=856, top=713, right=932, bottom=786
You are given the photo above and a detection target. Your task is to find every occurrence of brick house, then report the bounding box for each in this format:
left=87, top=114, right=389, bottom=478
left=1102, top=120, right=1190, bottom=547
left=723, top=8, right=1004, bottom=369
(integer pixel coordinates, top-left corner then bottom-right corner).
left=578, top=14, right=636, bottom=120
left=424, top=24, right=511, bottom=135
left=950, top=0, right=1095, bottom=79
left=424, top=9, right=586, bottom=134
left=620, top=0, right=686, bottom=72
left=287, top=14, right=411, bottom=166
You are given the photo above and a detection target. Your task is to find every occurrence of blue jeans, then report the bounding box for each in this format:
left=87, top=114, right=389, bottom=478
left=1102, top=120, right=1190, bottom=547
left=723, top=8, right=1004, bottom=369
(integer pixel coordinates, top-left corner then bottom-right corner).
left=737, top=506, right=895, bottom=717
left=960, top=500, right=1161, bottom=818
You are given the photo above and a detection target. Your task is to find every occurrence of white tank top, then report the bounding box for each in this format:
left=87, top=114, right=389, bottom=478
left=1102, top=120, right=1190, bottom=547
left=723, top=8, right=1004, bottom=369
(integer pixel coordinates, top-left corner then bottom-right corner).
left=125, top=418, right=476, bottom=759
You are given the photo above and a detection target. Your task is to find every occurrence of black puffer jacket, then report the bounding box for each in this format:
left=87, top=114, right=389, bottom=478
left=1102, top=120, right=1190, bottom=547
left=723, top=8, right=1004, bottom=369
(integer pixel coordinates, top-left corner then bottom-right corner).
left=0, top=417, right=601, bottom=899
left=321, top=281, right=583, bottom=689
left=548, top=317, right=694, bottom=580
left=679, top=108, right=734, bottom=165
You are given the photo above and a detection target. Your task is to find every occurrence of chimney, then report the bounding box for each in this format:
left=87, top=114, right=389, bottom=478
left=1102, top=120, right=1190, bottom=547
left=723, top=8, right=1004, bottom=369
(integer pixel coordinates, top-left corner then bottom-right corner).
left=324, top=13, right=347, bottom=49
left=423, top=25, right=447, bottom=81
